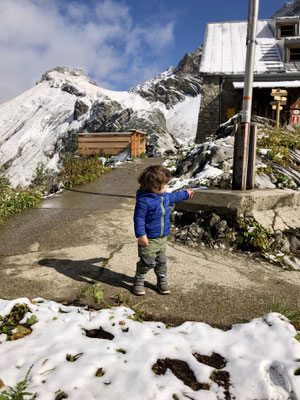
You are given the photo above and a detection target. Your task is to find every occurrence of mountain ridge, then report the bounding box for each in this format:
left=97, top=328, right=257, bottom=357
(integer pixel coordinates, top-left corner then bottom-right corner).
left=0, top=48, right=202, bottom=187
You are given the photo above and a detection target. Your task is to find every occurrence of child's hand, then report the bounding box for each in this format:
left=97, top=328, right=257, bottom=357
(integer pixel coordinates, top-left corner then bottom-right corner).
left=187, top=188, right=194, bottom=198
left=138, top=236, right=149, bottom=246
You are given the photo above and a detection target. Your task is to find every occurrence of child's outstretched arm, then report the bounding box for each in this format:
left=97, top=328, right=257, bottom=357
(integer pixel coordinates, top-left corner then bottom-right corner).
left=169, top=188, right=194, bottom=204
left=134, top=199, right=149, bottom=246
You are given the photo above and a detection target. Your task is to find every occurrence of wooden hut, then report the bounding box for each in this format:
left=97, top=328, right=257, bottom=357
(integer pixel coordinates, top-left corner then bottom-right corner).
left=77, top=129, right=146, bottom=157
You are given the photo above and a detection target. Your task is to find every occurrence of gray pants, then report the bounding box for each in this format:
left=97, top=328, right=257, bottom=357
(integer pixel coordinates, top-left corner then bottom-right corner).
left=136, top=237, right=167, bottom=277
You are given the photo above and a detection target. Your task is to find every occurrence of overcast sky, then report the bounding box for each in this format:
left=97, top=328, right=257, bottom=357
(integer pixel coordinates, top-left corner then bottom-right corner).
left=0, top=0, right=287, bottom=104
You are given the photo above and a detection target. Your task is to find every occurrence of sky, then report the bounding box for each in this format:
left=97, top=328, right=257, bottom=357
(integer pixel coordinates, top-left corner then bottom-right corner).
left=0, top=0, right=288, bottom=104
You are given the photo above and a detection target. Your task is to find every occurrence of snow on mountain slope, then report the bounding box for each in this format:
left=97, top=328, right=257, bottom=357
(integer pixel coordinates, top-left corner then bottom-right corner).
left=165, top=95, right=201, bottom=144
left=0, top=61, right=201, bottom=187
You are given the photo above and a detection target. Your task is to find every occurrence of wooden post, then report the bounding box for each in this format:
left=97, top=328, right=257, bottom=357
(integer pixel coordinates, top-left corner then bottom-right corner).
left=246, top=123, right=257, bottom=189
left=131, top=131, right=138, bottom=157
left=276, top=102, right=280, bottom=128
left=232, top=123, right=250, bottom=190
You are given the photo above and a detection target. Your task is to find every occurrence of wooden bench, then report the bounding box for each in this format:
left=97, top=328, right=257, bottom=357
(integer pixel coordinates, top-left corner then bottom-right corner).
left=77, top=129, right=146, bottom=157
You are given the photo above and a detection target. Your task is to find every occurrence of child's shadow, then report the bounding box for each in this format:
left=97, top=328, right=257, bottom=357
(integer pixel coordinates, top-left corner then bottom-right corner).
left=38, top=257, right=157, bottom=293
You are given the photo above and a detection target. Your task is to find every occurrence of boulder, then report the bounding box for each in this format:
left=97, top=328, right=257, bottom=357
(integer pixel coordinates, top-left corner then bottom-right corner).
left=73, top=99, right=89, bottom=120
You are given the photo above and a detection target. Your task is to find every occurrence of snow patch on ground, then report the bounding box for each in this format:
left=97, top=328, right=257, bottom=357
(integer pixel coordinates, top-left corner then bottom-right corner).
left=0, top=298, right=299, bottom=400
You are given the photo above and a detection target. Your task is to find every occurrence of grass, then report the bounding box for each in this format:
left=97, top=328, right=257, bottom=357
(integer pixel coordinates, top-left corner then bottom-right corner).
left=256, top=125, right=300, bottom=187
left=266, top=299, right=300, bottom=330
left=257, top=125, right=300, bottom=152
left=0, top=155, right=111, bottom=224
left=0, top=365, right=37, bottom=400
left=0, top=186, right=43, bottom=224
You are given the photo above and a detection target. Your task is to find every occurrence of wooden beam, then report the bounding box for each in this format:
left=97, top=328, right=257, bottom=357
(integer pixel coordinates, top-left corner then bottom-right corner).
left=232, top=123, right=250, bottom=190
left=246, top=123, right=257, bottom=190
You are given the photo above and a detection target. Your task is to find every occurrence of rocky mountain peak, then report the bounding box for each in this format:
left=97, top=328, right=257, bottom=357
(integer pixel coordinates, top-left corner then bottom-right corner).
left=36, top=66, right=97, bottom=87
left=272, top=0, right=300, bottom=17
left=174, top=46, right=202, bottom=75
left=129, top=46, right=202, bottom=109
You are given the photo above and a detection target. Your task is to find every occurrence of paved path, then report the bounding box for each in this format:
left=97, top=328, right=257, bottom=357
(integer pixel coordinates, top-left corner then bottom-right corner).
left=0, top=158, right=299, bottom=328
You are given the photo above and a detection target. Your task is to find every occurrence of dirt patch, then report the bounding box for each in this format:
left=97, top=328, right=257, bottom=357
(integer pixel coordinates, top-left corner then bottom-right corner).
left=85, top=327, right=114, bottom=340
left=210, top=370, right=231, bottom=400
left=193, top=352, right=227, bottom=369
left=152, top=358, right=210, bottom=391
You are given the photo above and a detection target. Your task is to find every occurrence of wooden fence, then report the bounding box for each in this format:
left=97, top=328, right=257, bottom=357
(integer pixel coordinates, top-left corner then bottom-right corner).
left=77, top=129, right=146, bottom=157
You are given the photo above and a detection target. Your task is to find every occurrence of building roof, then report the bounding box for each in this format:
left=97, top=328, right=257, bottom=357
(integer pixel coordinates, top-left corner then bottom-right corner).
left=200, top=20, right=295, bottom=75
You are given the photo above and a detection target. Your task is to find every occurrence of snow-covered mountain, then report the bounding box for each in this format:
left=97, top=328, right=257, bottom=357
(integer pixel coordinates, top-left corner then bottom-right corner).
left=272, top=0, right=300, bottom=17
left=0, top=49, right=202, bottom=187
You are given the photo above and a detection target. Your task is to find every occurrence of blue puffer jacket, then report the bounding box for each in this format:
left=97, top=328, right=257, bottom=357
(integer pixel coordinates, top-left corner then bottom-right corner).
left=134, top=189, right=189, bottom=238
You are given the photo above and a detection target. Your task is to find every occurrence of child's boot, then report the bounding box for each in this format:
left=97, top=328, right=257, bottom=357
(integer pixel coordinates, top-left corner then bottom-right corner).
left=156, top=273, right=170, bottom=295
left=133, top=274, right=145, bottom=295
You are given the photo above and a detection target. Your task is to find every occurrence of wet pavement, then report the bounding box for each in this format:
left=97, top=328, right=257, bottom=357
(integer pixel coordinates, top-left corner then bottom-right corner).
left=0, top=157, right=299, bottom=328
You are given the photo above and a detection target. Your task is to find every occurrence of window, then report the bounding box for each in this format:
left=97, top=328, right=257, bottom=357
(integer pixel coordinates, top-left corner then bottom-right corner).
left=278, top=23, right=296, bottom=37
left=288, top=46, right=300, bottom=61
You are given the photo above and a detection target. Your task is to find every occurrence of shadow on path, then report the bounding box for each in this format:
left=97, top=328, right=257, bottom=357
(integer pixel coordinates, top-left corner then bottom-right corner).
left=38, top=257, right=157, bottom=293
left=66, top=189, right=135, bottom=199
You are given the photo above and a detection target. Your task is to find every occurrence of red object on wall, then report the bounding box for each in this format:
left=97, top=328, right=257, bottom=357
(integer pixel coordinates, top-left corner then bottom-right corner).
left=289, top=98, right=300, bottom=125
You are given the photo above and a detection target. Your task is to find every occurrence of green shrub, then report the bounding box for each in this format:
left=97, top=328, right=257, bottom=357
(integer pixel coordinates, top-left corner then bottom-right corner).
left=0, top=187, right=43, bottom=223
left=29, top=162, right=55, bottom=189
left=58, top=155, right=111, bottom=189
left=138, top=152, right=147, bottom=159
left=236, top=217, right=272, bottom=252
left=257, top=126, right=300, bottom=151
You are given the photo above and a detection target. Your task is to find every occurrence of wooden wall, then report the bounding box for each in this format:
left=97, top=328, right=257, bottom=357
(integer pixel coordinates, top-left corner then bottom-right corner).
left=78, top=130, right=146, bottom=157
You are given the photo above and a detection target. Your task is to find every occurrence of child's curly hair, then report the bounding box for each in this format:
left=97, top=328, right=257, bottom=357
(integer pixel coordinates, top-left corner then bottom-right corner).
left=138, top=165, right=172, bottom=193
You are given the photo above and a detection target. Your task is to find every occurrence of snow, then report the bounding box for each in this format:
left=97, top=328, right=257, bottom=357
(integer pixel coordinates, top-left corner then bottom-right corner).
left=165, top=95, right=201, bottom=144
left=0, top=67, right=199, bottom=187
left=0, top=298, right=299, bottom=399
left=258, top=148, right=270, bottom=155
left=195, top=165, right=223, bottom=180
left=200, top=20, right=283, bottom=75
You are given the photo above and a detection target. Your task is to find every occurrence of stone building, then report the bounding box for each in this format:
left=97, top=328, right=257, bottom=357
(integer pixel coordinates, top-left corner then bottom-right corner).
left=196, top=16, right=300, bottom=143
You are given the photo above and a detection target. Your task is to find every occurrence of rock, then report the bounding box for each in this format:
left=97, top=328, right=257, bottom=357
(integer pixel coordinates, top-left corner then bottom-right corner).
left=209, top=172, right=231, bottom=189
left=255, top=173, right=276, bottom=189
left=208, top=213, right=221, bottom=229
left=125, top=109, right=177, bottom=154
left=290, top=234, right=300, bottom=251
left=61, top=83, right=85, bottom=97
left=215, top=220, right=228, bottom=234
left=280, top=238, right=291, bottom=253
left=73, top=99, right=89, bottom=120
left=85, top=100, right=123, bottom=132
left=283, top=255, right=300, bottom=270
left=130, top=47, right=202, bottom=108
left=210, top=145, right=234, bottom=167
left=174, top=49, right=202, bottom=75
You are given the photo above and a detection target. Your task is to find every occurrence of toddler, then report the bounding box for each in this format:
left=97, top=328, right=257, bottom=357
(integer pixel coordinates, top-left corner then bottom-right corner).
left=133, top=165, right=194, bottom=295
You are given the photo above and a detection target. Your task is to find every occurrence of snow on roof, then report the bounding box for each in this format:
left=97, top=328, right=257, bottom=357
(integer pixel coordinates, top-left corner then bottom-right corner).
left=200, top=20, right=284, bottom=75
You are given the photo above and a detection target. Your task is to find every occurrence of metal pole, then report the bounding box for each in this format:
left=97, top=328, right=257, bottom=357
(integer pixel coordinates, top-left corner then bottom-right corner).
left=232, top=0, right=259, bottom=190
left=241, top=0, right=259, bottom=123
